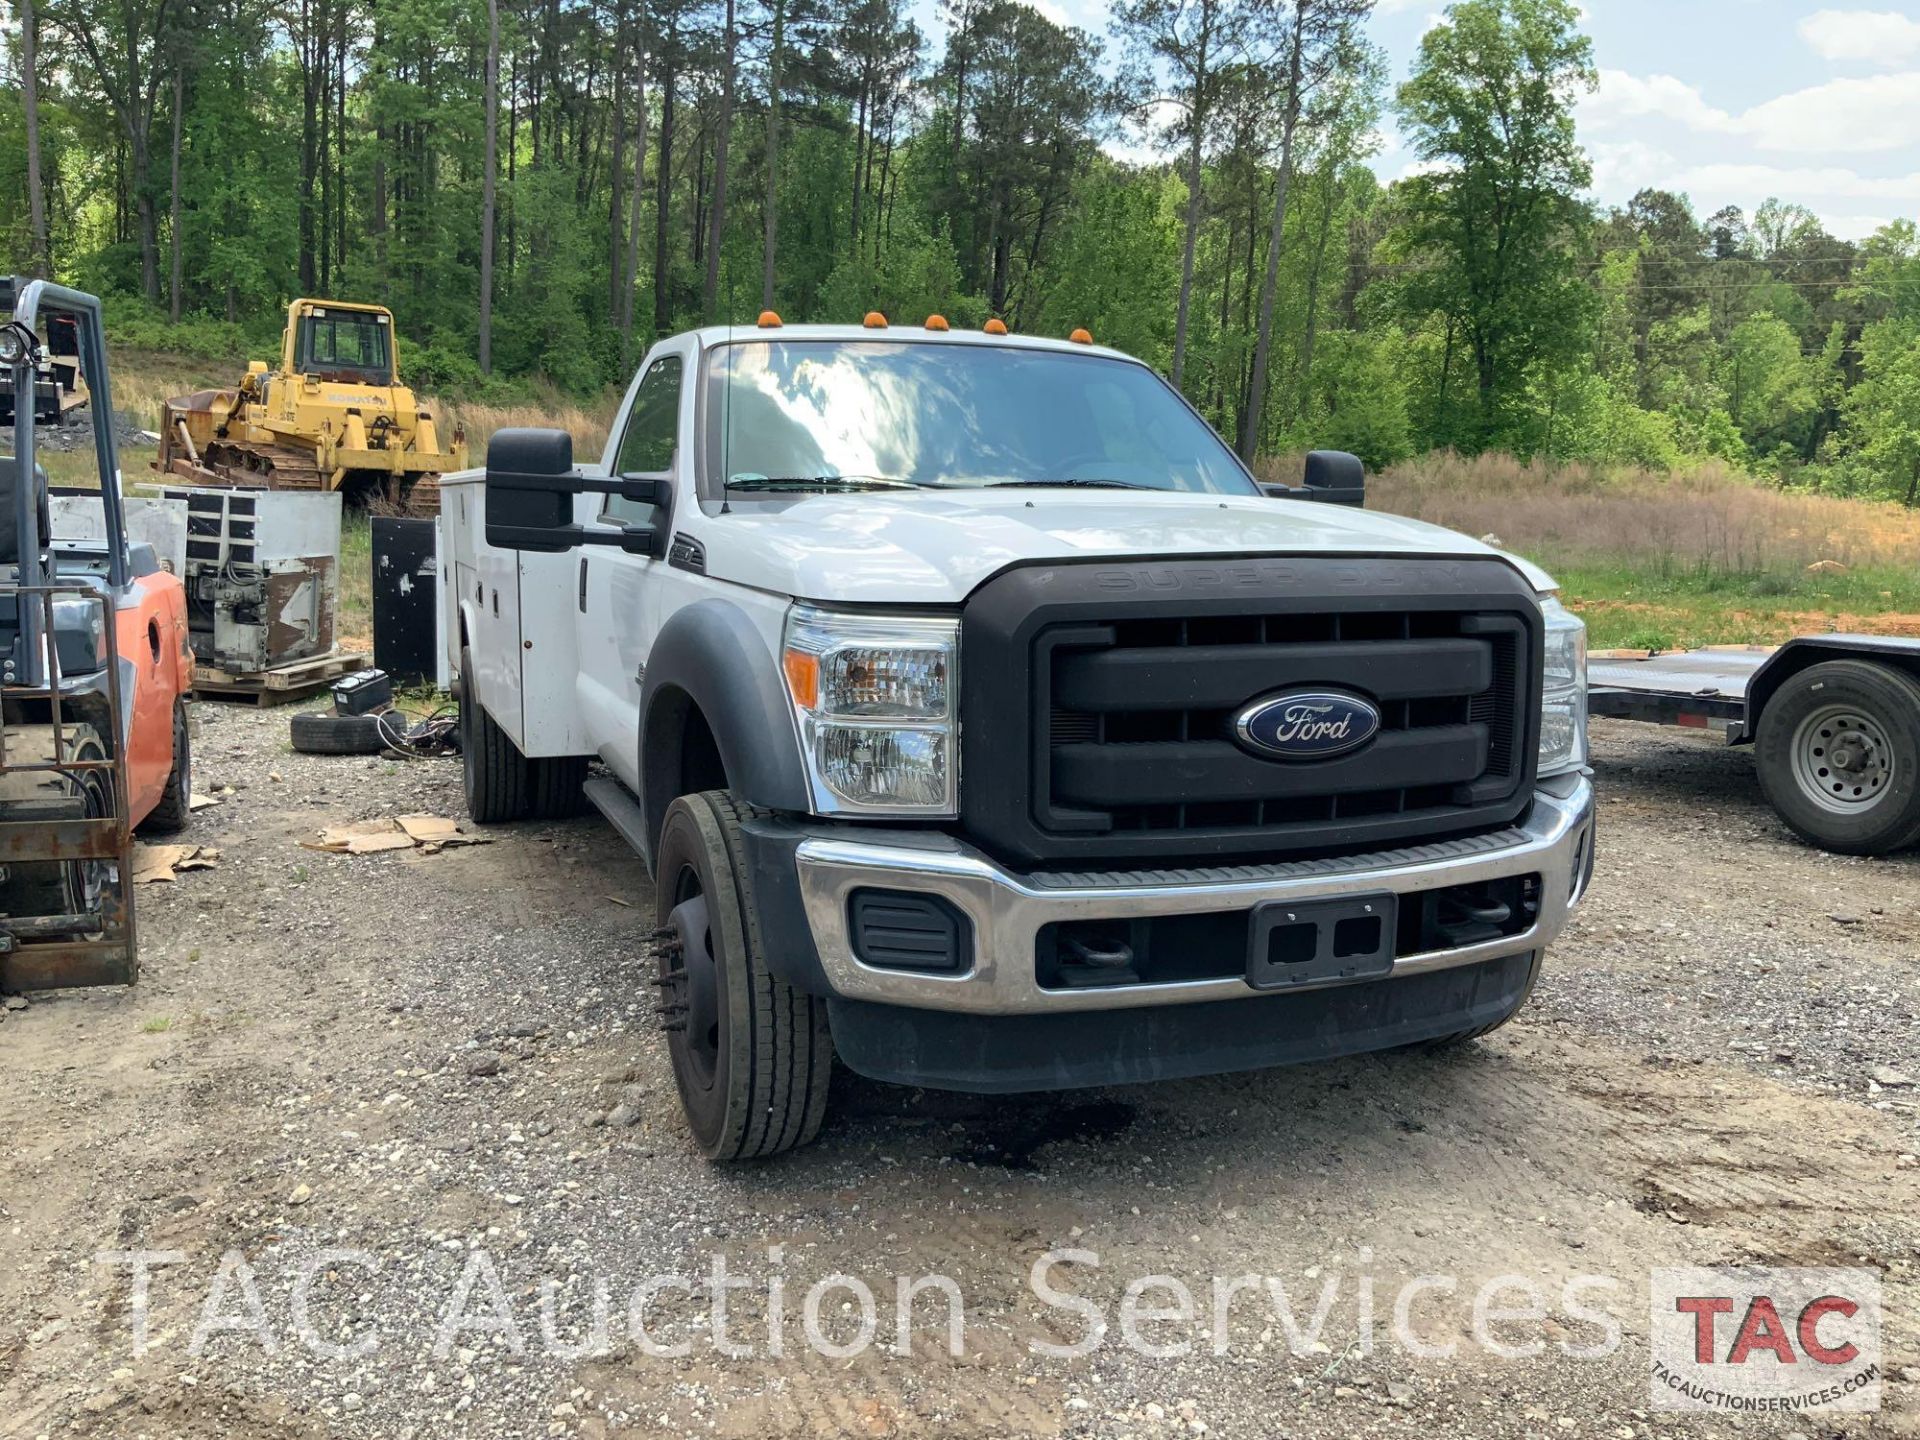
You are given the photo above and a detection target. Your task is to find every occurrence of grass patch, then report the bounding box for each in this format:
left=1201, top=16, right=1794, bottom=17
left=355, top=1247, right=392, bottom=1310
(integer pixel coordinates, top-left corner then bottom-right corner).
left=141, top=1015, right=175, bottom=1034
left=1355, top=451, right=1920, bottom=649
left=340, top=511, right=372, bottom=652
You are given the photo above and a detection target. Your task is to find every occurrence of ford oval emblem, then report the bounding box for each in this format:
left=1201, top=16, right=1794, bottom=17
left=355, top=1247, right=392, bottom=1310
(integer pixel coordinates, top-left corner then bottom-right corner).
left=1234, top=690, right=1380, bottom=761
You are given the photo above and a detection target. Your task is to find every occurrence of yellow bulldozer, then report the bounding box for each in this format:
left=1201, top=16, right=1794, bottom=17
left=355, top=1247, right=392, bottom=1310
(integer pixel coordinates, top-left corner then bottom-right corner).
left=158, top=299, right=465, bottom=513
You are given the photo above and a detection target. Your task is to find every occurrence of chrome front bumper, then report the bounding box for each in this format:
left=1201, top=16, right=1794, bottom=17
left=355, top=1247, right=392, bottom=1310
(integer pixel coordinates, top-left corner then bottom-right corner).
left=793, top=775, right=1595, bottom=1015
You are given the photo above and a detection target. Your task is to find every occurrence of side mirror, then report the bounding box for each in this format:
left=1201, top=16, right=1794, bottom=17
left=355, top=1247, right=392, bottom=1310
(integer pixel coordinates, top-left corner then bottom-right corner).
left=484, top=427, right=674, bottom=556
left=1259, top=450, right=1367, bottom=508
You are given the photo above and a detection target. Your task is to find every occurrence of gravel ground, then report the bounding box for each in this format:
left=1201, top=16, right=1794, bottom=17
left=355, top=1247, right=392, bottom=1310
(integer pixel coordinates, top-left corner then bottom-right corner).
left=0, top=709, right=1915, bottom=1439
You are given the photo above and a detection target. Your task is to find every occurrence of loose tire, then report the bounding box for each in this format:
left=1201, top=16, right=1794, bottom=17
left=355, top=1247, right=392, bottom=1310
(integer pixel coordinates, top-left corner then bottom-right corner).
left=1755, top=659, right=1920, bottom=856
left=460, top=646, right=532, bottom=823
left=290, top=708, right=389, bottom=756
left=140, top=699, right=193, bottom=833
left=653, top=790, right=833, bottom=1159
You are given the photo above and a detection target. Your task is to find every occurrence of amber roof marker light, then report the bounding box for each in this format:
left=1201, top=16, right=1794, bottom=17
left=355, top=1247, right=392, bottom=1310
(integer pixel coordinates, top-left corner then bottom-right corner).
left=757, top=310, right=783, bottom=328
left=863, top=311, right=888, bottom=328
left=1069, top=327, right=1093, bottom=345
left=983, top=317, right=1009, bottom=335
left=925, top=314, right=950, bottom=331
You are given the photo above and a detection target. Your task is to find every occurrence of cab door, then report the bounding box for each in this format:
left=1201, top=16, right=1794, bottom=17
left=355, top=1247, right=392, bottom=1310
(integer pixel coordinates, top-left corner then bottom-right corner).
left=574, top=340, right=691, bottom=789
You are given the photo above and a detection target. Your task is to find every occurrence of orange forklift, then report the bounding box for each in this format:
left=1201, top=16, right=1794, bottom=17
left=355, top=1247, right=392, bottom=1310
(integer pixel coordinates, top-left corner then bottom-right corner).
left=1, top=278, right=193, bottom=990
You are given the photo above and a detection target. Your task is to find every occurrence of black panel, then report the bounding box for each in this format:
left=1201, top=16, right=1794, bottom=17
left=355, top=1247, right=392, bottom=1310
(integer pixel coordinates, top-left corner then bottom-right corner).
left=828, top=952, right=1542, bottom=1093
left=959, top=555, right=1543, bottom=867
left=371, top=516, right=438, bottom=684
left=849, top=889, right=973, bottom=973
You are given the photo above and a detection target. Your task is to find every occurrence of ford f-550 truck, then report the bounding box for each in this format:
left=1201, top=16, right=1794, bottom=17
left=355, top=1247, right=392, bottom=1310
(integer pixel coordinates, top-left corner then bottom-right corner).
left=441, top=319, right=1595, bottom=1159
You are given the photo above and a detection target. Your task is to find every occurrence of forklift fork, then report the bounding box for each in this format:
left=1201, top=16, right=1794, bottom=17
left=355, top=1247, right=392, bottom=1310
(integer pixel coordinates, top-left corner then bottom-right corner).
left=0, top=582, right=137, bottom=989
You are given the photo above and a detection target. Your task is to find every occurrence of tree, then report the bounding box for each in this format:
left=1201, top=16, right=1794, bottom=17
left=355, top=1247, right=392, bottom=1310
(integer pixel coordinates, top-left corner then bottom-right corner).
left=1389, top=0, right=1596, bottom=449
left=20, top=0, right=50, bottom=273
left=479, top=0, right=499, bottom=373
left=702, top=0, right=737, bottom=320
left=49, top=0, right=182, bottom=301
left=1112, top=0, right=1264, bottom=387
left=1238, top=0, right=1375, bottom=461
left=940, top=0, right=1104, bottom=319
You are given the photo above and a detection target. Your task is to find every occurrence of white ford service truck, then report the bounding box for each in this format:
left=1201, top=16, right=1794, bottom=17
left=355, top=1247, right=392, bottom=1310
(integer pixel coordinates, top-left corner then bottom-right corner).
left=441, top=322, right=1596, bottom=1159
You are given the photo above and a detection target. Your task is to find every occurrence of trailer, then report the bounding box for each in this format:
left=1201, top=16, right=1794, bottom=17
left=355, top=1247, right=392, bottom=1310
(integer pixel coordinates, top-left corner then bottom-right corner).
left=1590, top=636, right=1920, bottom=855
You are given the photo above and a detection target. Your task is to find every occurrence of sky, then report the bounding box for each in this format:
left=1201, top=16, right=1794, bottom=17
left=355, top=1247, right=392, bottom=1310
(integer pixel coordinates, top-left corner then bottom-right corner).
left=919, top=0, right=1920, bottom=243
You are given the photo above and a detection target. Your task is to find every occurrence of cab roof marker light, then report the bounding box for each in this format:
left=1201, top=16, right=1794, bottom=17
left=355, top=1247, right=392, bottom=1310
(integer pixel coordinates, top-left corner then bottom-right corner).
left=863, top=311, right=888, bottom=329
left=758, top=310, right=783, bottom=328
left=1069, top=327, right=1093, bottom=345
left=925, top=314, right=950, bottom=331
left=983, top=317, right=1009, bottom=335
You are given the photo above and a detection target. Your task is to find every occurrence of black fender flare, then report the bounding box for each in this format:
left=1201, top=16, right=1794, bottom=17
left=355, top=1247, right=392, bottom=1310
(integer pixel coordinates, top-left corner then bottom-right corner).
left=1744, top=635, right=1920, bottom=743
left=638, top=598, right=810, bottom=865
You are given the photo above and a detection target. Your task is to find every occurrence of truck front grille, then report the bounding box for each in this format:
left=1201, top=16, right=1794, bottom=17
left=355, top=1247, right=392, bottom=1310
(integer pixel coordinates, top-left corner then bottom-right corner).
left=959, top=556, right=1543, bottom=868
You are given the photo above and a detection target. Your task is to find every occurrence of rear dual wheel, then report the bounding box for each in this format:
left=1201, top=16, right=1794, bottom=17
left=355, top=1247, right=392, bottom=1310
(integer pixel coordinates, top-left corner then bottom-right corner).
left=459, top=646, right=590, bottom=823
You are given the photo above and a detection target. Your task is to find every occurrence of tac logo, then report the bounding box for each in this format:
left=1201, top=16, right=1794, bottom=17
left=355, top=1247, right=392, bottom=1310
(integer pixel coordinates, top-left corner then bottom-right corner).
left=1649, top=1268, right=1882, bottom=1414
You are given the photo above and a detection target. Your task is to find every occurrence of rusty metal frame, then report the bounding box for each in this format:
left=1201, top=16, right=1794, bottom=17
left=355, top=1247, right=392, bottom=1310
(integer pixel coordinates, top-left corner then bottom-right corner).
left=0, top=581, right=137, bottom=989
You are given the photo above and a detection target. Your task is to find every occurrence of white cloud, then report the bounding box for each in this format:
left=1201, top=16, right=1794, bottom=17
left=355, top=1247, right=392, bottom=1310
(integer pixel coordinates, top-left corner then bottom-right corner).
left=1584, top=69, right=1732, bottom=133
left=1584, top=66, right=1920, bottom=155
left=1739, top=72, right=1920, bottom=154
left=1798, top=8, right=1920, bottom=67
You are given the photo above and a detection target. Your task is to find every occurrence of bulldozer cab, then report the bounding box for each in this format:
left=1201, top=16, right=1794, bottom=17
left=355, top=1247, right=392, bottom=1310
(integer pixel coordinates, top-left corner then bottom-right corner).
left=286, top=301, right=396, bottom=385
left=1, top=278, right=143, bottom=989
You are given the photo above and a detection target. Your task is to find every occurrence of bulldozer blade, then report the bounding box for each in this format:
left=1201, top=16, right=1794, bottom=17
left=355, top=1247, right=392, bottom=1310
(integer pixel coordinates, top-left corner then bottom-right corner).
left=1, top=938, right=138, bottom=991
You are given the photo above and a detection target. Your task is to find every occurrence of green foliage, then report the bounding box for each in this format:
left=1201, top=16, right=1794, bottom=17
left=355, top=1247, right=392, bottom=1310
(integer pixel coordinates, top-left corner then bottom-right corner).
left=0, top=0, right=1910, bottom=500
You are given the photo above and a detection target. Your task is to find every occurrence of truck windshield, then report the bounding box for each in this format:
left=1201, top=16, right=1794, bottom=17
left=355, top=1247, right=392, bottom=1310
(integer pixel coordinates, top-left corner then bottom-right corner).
left=702, top=340, right=1256, bottom=496
left=296, top=311, right=392, bottom=382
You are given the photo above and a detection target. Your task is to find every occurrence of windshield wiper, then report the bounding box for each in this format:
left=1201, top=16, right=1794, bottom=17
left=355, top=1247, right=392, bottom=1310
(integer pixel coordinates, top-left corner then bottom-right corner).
left=987, top=478, right=1156, bottom=491
left=727, top=474, right=924, bottom=491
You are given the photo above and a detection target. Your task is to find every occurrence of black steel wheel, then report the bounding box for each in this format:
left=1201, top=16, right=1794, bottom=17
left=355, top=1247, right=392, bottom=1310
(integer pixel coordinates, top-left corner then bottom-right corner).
left=651, top=790, right=833, bottom=1160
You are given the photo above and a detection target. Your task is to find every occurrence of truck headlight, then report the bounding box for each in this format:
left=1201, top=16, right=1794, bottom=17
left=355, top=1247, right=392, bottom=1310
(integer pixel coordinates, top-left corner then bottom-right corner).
left=782, top=605, right=958, bottom=816
left=1538, top=594, right=1588, bottom=778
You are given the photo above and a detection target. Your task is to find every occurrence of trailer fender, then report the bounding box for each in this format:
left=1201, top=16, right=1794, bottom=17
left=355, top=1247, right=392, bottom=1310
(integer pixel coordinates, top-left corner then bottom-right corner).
left=1745, top=635, right=1920, bottom=742
left=637, top=599, right=810, bottom=866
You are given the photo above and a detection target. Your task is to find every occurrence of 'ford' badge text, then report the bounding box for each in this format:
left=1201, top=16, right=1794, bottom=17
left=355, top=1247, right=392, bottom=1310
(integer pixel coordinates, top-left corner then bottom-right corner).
left=1234, top=690, right=1381, bottom=761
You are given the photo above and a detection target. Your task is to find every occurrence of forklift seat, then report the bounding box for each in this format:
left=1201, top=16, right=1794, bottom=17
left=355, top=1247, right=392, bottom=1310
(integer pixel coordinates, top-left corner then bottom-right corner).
left=0, top=457, right=54, bottom=567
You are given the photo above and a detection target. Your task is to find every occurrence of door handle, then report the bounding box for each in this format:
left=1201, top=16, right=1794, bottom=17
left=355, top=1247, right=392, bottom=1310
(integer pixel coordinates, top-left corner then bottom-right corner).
left=578, top=557, right=588, bottom=613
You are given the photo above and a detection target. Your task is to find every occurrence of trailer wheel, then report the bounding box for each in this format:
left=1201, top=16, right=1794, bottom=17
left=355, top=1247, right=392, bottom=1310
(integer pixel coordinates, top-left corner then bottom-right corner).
left=140, top=699, right=193, bottom=832
left=653, top=790, right=833, bottom=1160
left=460, top=646, right=531, bottom=824
left=1756, top=658, right=1920, bottom=855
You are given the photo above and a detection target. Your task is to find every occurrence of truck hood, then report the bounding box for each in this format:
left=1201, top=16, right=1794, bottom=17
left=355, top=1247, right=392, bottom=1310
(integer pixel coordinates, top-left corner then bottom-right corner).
left=694, top=489, right=1556, bottom=603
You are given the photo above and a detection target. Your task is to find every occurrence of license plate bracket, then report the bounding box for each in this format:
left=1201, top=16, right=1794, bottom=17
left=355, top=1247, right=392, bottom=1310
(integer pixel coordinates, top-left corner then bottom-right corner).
left=1246, top=892, right=1397, bottom=991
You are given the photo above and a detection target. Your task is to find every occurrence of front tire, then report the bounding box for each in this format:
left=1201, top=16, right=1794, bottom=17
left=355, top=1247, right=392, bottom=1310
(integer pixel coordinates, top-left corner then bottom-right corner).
left=1756, top=659, right=1920, bottom=856
left=460, top=646, right=531, bottom=824
left=140, top=699, right=193, bottom=833
left=653, top=790, right=833, bottom=1160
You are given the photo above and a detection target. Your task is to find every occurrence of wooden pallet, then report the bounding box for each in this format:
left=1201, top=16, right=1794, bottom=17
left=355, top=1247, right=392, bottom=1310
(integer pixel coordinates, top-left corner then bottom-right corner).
left=194, top=650, right=371, bottom=706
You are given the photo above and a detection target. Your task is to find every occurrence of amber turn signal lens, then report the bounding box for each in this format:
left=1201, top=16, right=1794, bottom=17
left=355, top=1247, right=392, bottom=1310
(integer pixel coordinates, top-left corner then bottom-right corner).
left=783, top=649, right=820, bottom=709
left=983, top=317, right=1009, bottom=335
